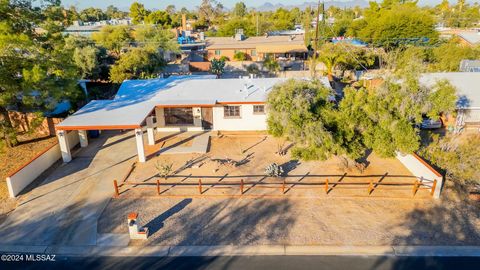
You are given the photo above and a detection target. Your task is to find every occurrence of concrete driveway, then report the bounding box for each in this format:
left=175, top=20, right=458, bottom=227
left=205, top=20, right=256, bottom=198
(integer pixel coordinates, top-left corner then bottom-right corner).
left=0, top=131, right=138, bottom=246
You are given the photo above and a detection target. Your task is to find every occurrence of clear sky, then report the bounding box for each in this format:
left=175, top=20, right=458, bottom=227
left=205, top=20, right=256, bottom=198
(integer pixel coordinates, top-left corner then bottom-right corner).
left=60, top=0, right=454, bottom=10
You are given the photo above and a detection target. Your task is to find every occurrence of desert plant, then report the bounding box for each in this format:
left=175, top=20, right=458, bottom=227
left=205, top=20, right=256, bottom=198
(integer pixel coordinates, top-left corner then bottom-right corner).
left=155, top=160, right=173, bottom=180
left=265, top=163, right=284, bottom=177
left=210, top=58, right=226, bottom=78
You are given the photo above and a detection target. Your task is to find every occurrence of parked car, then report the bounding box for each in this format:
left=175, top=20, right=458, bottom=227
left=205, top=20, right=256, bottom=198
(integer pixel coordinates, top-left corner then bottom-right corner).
left=420, top=118, right=443, bottom=129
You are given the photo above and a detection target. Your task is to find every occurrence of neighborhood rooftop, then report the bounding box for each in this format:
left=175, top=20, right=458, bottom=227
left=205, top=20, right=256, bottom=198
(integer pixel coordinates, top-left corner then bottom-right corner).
left=205, top=35, right=308, bottom=53
left=420, top=72, right=480, bottom=108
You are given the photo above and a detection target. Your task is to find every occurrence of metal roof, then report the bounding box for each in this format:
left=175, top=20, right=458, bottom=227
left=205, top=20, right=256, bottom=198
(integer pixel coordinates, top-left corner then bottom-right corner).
left=56, top=75, right=331, bottom=130
left=420, top=72, right=480, bottom=109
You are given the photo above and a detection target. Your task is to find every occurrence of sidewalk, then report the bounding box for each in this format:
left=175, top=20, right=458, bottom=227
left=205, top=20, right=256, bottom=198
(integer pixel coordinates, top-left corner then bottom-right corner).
left=0, top=244, right=479, bottom=257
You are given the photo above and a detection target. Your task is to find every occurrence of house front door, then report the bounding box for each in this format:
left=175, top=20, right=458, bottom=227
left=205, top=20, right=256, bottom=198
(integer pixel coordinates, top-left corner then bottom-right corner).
left=201, top=107, right=213, bottom=129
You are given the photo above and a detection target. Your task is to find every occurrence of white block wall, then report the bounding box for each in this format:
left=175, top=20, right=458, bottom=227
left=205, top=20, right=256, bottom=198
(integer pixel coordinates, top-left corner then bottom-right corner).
left=6, top=131, right=79, bottom=198
left=212, top=104, right=267, bottom=131
left=396, top=152, right=443, bottom=198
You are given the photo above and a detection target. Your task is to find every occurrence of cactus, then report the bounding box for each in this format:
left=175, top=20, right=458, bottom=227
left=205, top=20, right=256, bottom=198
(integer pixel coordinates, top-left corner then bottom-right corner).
left=265, top=163, right=284, bottom=177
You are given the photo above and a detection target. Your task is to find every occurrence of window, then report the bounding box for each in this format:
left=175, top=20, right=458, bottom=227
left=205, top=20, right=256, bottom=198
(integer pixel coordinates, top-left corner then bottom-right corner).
left=215, top=50, right=221, bottom=56
left=164, top=107, right=194, bottom=125
left=251, top=50, right=257, bottom=56
left=224, top=106, right=241, bottom=118
left=253, top=105, right=265, bottom=114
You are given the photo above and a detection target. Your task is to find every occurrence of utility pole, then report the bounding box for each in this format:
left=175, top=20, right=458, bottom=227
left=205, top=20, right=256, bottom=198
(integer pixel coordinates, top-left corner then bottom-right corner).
left=311, top=0, right=322, bottom=78
left=256, top=12, right=259, bottom=36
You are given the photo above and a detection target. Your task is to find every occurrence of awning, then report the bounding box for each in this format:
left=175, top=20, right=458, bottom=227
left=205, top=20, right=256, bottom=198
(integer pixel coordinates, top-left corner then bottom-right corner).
left=256, top=44, right=308, bottom=54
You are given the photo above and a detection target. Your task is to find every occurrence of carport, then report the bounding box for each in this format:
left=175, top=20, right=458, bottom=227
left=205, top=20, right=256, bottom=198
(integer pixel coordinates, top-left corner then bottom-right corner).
left=55, top=99, right=157, bottom=163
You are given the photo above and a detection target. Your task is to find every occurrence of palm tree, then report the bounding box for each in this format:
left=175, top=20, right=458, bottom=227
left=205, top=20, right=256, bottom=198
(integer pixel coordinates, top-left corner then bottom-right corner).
left=318, top=43, right=345, bottom=82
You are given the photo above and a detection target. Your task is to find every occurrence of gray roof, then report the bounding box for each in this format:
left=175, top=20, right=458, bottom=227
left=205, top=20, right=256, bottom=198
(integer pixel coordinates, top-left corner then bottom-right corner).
left=57, top=75, right=331, bottom=129
left=420, top=72, right=480, bottom=108
left=459, top=60, right=480, bottom=72
left=458, top=31, right=480, bottom=45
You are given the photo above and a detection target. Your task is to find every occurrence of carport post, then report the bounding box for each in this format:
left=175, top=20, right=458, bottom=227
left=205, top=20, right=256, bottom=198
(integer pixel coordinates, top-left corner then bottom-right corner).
left=146, top=116, right=155, bottom=146
left=78, top=130, right=88, bottom=148
left=57, top=130, right=72, bottom=163
left=135, top=128, right=146, bottom=163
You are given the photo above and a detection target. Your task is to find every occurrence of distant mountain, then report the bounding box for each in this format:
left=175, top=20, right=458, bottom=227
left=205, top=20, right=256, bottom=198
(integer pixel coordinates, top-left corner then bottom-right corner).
left=255, top=1, right=370, bottom=11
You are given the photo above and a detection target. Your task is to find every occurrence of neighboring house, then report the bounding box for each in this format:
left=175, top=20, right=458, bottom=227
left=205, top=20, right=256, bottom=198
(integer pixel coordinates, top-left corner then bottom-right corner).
left=420, top=72, right=480, bottom=130
left=55, top=75, right=332, bottom=163
left=459, top=60, right=480, bottom=72
left=63, top=19, right=132, bottom=37
left=205, top=34, right=308, bottom=61
left=455, top=30, right=480, bottom=46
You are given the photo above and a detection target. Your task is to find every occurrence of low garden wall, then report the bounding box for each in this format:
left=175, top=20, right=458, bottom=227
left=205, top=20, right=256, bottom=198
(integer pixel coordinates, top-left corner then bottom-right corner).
left=396, top=152, right=443, bottom=198
left=6, top=131, right=79, bottom=198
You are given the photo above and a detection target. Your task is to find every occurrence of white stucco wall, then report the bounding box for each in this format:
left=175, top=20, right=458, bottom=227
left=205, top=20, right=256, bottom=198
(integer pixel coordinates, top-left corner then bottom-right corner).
left=212, top=104, right=267, bottom=131
left=6, top=131, right=79, bottom=198
left=395, top=152, right=443, bottom=199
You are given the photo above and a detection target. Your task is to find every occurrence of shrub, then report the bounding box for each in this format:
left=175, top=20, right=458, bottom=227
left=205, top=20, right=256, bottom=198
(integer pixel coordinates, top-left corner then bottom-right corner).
left=265, top=163, right=284, bottom=177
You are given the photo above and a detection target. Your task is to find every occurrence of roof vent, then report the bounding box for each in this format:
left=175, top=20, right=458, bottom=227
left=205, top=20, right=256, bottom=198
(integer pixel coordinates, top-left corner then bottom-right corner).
left=235, top=29, right=245, bottom=41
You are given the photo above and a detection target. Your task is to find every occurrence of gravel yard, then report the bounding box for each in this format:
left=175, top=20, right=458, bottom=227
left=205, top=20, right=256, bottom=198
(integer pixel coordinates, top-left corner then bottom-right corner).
left=98, top=195, right=480, bottom=246
left=98, top=133, right=480, bottom=246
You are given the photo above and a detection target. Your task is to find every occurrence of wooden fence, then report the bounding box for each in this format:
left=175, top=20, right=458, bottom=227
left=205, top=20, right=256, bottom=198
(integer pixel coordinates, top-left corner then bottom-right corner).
left=113, top=175, right=437, bottom=198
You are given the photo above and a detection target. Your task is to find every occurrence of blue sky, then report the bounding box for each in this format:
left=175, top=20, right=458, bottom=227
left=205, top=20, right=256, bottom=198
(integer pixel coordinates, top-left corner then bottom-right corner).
left=60, top=0, right=455, bottom=10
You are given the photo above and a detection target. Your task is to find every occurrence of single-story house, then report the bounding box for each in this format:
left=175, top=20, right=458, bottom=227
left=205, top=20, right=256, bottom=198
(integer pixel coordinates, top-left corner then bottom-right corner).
left=55, top=75, right=332, bottom=163
left=420, top=72, right=480, bottom=130
left=459, top=60, right=480, bottom=72
left=205, top=34, right=308, bottom=61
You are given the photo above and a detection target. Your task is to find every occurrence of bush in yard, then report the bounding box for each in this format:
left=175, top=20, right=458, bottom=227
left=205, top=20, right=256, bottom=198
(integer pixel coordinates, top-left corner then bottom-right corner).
left=210, top=58, right=226, bottom=78
left=265, top=163, right=284, bottom=177
left=234, top=51, right=247, bottom=61
left=155, top=161, right=173, bottom=180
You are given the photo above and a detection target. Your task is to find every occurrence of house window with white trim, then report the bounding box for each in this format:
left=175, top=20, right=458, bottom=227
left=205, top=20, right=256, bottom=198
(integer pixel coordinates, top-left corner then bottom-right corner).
left=215, top=50, right=221, bottom=56
left=253, top=105, right=265, bottom=114
left=224, top=106, right=241, bottom=118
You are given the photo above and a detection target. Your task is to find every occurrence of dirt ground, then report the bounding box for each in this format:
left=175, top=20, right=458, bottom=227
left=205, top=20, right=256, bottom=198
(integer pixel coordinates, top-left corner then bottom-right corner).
left=0, top=133, right=58, bottom=219
left=96, top=133, right=480, bottom=246
left=122, top=133, right=425, bottom=198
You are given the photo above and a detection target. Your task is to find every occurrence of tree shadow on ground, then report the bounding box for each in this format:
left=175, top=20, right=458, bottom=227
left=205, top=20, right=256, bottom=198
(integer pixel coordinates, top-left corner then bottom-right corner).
left=101, top=198, right=297, bottom=246
left=373, top=191, right=480, bottom=269
left=152, top=198, right=296, bottom=245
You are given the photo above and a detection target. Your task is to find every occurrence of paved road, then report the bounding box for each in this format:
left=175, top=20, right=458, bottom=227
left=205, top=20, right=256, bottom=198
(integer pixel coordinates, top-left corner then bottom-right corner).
left=1, top=255, right=479, bottom=270
left=0, top=131, right=137, bottom=246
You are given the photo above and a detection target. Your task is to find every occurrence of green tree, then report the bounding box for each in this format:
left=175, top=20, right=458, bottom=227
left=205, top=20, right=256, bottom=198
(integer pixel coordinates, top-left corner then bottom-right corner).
left=210, top=58, right=226, bottom=78
left=355, top=1, right=438, bottom=48
left=318, top=43, right=345, bottom=81
left=266, top=79, right=362, bottom=160
left=430, top=40, right=480, bottom=71
left=232, top=2, right=247, bottom=17
left=73, top=46, right=99, bottom=79
left=0, top=0, right=82, bottom=147
left=129, top=2, right=150, bottom=24
left=92, top=25, right=132, bottom=55
left=109, top=48, right=164, bottom=83
left=134, top=25, right=179, bottom=53
left=421, top=133, right=480, bottom=184
left=79, top=7, right=107, bottom=22
left=338, top=77, right=457, bottom=158
left=233, top=51, right=247, bottom=61
left=145, top=10, right=172, bottom=27
left=263, top=55, right=280, bottom=75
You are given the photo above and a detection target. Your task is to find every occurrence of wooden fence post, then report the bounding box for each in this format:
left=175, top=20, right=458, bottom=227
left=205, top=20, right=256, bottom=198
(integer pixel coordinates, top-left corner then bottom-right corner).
left=113, top=180, right=119, bottom=198
left=325, top=179, right=329, bottom=194
left=412, top=180, right=419, bottom=197
left=368, top=180, right=374, bottom=195
left=240, top=179, right=244, bottom=195
left=430, top=179, right=437, bottom=197
left=157, top=179, right=160, bottom=195
left=282, top=179, right=286, bottom=194
left=198, top=179, right=202, bottom=194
